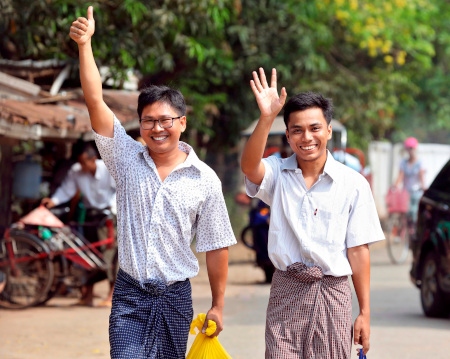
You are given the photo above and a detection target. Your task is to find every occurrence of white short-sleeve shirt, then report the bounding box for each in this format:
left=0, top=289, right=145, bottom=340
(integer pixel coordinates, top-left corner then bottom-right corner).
left=245, top=151, right=384, bottom=277
left=51, top=159, right=116, bottom=212
left=93, top=116, right=236, bottom=284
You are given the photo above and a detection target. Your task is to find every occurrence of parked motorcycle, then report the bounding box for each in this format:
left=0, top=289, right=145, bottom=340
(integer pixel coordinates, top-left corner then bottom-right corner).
left=240, top=199, right=275, bottom=283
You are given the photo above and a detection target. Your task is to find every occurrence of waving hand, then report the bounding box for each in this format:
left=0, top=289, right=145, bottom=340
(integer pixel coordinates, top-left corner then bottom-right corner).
left=250, top=68, right=287, bottom=120
left=241, top=68, right=287, bottom=185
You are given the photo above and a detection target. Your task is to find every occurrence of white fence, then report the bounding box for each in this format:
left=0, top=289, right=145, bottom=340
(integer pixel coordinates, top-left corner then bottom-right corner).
left=368, top=141, right=450, bottom=220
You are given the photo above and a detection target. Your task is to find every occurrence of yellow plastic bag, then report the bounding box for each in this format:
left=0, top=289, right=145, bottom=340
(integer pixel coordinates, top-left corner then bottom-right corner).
left=186, top=313, right=232, bottom=359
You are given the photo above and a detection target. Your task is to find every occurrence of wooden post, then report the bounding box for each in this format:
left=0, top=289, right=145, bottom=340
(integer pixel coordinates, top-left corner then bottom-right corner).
left=0, top=142, right=13, bottom=232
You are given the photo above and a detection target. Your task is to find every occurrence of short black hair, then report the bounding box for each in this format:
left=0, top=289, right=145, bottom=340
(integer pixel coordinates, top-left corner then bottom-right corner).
left=137, top=85, right=186, bottom=119
left=73, top=141, right=98, bottom=160
left=283, top=92, right=333, bottom=126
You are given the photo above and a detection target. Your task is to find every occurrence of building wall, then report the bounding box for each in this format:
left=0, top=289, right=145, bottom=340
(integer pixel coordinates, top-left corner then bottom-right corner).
left=369, top=141, right=450, bottom=220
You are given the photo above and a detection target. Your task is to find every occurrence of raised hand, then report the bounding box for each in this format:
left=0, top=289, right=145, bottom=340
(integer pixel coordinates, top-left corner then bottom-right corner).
left=250, top=68, right=287, bottom=119
left=69, top=6, right=95, bottom=45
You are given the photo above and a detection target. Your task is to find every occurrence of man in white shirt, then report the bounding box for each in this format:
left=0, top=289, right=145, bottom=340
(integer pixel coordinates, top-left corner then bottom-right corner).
left=42, top=142, right=117, bottom=307
left=69, top=6, right=236, bottom=359
left=44, top=144, right=116, bottom=212
left=241, top=68, right=384, bottom=359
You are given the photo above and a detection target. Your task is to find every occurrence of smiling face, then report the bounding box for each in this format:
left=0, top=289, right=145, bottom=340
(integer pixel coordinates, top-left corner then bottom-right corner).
left=139, top=101, right=186, bottom=156
left=285, top=107, right=332, bottom=166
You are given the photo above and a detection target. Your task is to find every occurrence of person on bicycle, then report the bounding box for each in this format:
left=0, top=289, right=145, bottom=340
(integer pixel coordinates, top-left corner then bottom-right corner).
left=41, top=142, right=117, bottom=307
left=394, top=137, right=426, bottom=225
left=69, top=6, right=236, bottom=359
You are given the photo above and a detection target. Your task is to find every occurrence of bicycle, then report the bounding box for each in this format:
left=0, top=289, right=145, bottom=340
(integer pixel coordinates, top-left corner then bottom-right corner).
left=0, top=206, right=116, bottom=309
left=385, top=187, right=414, bottom=264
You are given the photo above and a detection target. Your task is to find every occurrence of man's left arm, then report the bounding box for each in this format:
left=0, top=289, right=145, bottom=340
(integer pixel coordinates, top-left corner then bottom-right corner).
left=348, top=244, right=371, bottom=355
left=203, top=247, right=229, bottom=337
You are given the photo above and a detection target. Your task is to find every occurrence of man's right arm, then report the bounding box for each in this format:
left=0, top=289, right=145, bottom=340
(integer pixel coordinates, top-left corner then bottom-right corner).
left=241, top=68, right=287, bottom=185
left=42, top=169, right=78, bottom=208
left=70, top=6, right=114, bottom=138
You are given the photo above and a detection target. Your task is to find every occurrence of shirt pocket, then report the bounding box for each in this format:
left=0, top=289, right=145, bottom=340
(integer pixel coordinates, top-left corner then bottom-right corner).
left=312, top=210, right=347, bottom=248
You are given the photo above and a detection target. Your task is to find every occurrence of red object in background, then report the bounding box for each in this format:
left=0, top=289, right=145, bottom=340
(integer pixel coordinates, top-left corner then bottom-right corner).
left=385, top=188, right=410, bottom=213
left=263, top=146, right=280, bottom=158
left=234, top=192, right=251, bottom=206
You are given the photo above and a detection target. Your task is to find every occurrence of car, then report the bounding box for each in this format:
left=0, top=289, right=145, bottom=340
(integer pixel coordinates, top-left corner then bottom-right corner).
left=410, top=158, right=450, bottom=318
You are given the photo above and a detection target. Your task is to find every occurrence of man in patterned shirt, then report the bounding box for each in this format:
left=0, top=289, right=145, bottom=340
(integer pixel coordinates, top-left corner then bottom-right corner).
left=69, top=7, right=236, bottom=359
left=241, top=68, right=384, bottom=358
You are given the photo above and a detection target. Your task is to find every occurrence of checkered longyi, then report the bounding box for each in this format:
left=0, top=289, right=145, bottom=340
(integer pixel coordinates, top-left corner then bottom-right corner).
left=265, top=263, right=352, bottom=359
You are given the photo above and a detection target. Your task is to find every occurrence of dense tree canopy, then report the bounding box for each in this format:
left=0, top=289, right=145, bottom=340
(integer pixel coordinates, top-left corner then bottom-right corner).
left=1, top=0, right=449, bottom=155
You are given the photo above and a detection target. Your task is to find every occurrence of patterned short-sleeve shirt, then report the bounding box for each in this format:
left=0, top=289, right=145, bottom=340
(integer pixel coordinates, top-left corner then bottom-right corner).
left=93, top=116, right=236, bottom=284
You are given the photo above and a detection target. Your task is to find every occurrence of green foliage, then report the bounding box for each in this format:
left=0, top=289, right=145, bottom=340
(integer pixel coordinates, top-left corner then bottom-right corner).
left=1, top=0, right=449, bottom=157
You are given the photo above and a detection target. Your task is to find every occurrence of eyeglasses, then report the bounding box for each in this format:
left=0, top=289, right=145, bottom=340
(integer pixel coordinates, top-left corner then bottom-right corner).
left=139, top=116, right=183, bottom=130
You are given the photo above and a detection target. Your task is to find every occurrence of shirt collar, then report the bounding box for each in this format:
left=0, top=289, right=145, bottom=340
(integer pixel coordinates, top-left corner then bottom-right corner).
left=323, top=151, right=340, bottom=182
left=280, top=154, right=298, bottom=171
left=280, top=150, right=340, bottom=182
left=178, top=141, right=202, bottom=170
left=138, top=141, right=202, bottom=170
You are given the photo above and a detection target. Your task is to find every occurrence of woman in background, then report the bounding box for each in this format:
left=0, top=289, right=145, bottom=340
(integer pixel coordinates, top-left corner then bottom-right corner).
left=395, top=137, right=426, bottom=223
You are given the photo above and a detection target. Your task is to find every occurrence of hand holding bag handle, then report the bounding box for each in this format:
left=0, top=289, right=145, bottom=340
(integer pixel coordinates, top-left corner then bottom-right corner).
left=358, top=348, right=367, bottom=359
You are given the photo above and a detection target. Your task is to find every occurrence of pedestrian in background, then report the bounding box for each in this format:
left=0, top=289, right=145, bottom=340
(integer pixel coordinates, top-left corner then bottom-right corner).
left=69, top=6, right=236, bottom=359
left=42, top=142, right=117, bottom=307
left=394, top=136, right=426, bottom=224
left=241, top=67, right=384, bottom=358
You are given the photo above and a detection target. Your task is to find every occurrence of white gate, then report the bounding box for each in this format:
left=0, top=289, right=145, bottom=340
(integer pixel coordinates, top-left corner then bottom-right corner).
left=368, top=141, right=450, bottom=220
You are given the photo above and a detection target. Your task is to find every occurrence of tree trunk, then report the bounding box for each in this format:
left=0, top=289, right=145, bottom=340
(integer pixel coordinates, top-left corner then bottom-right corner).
left=0, top=142, right=13, bottom=233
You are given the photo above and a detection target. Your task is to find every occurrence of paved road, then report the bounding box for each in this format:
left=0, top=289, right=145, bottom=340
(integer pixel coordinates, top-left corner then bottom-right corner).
left=1, top=241, right=449, bottom=359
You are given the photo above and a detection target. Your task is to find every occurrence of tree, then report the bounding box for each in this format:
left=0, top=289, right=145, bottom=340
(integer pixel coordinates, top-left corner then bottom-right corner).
left=0, top=0, right=236, bottom=139
left=226, top=0, right=439, bottom=148
left=394, top=0, right=450, bottom=143
left=1, top=0, right=448, bottom=160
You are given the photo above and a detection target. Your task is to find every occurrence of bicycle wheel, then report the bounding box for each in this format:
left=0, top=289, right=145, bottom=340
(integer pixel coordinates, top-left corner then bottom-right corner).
left=0, top=230, right=54, bottom=309
left=386, top=212, right=410, bottom=264
left=240, top=225, right=256, bottom=250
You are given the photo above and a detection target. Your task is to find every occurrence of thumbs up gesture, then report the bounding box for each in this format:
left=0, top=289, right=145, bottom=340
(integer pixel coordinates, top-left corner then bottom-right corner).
left=69, top=6, right=95, bottom=45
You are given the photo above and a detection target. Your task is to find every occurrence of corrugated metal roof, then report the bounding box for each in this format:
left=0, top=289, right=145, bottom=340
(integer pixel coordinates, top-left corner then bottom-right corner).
left=0, top=59, right=67, bottom=69
left=0, top=84, right=141, bottom=141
